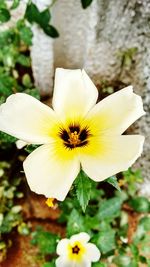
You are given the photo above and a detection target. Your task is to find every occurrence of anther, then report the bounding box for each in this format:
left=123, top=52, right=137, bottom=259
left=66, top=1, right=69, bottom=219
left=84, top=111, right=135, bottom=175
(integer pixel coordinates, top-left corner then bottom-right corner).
left=68, top=131, right=80, bottom=146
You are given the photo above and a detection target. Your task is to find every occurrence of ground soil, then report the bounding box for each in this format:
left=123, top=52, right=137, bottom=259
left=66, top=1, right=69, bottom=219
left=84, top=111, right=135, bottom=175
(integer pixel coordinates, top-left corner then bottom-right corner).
left=1, top=192, right=65, bottom=267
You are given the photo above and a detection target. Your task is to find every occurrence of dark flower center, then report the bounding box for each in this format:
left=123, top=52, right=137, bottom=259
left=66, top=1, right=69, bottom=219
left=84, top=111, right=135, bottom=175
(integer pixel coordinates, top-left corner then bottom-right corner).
left=72, top=245, right=80, bottom=254
left=59, top=124, right=90, bottom=149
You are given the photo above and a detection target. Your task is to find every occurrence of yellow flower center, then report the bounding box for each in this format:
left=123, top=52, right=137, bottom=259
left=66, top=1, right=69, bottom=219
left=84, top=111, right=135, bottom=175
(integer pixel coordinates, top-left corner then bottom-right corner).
left=59, top=124, right=90, bottom=149
left=68, top=241, right=86, bottom=262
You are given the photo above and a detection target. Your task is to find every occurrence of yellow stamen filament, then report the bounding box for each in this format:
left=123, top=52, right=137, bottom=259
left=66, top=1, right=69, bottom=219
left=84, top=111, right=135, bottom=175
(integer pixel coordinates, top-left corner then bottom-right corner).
left=68, top=131, right=80, bottom=146
left=46, top=198, right=55, bottom=207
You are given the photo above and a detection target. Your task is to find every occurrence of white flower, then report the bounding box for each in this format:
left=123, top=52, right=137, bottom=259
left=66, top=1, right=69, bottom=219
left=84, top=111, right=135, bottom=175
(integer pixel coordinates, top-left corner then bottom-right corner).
left=56, top=232, right=100, bottom=267
left=0, top=69, right=145, bottom=201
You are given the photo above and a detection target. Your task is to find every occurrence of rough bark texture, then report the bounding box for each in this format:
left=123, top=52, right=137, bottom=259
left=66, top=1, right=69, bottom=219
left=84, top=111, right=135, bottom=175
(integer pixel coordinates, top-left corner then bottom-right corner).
left=2, top=0, right=150, bottom=193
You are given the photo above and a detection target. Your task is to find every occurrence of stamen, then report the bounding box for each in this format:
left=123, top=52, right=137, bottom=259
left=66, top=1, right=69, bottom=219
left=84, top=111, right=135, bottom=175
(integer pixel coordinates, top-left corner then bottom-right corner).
left=59, top=124, right=90, bottom=149
left=45, top=198, right=55, bottom=208
left=68, top=131, right=80, bottom=147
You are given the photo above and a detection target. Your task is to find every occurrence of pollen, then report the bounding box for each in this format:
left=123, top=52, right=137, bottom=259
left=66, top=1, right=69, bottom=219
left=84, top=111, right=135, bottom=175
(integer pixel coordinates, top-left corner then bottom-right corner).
left=68, top=131, right=80, bottom=147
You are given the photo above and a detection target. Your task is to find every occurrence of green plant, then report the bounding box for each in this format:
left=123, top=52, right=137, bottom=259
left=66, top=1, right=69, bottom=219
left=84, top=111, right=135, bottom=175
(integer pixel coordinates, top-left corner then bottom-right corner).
left=0, top=161, right=24, bottom=259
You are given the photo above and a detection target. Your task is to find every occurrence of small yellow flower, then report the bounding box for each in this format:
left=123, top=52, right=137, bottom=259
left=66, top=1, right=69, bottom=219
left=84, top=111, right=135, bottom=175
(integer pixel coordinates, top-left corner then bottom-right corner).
left=0, top=69, right=145, bottom=200
left=56, top=232, right=100, bottom=267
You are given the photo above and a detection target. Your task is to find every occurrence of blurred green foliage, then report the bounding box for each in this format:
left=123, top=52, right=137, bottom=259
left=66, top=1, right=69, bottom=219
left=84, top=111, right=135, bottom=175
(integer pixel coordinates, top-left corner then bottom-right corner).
left=0, top=161, right=25, bottom=258
left=31, top=227, right=59, bottom=255
left=25, top=2, right=59, bottom=38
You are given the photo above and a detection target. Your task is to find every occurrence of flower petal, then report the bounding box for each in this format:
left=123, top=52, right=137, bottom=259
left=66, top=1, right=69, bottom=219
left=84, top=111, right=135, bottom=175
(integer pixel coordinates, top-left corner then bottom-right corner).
left=70, top=232, right=90, bottom=244
left=86, top=86, right=145, bottom=135
left=85, top=243, right=101, bottom=262
left=75, top=260, right=91, bottom=267
left=0, top=93, right=58, bottom=144
left=80, top=135, right=144, bottom=182
left=16, top=140, right=27, bottom=149
left=52, top=68, right=98, bottom=120
left=56, top=256, right=70, bottom=267
left=57, top=239, right=70, bottom=256
left=56, top=257, right=91, bottom=267
left=23, top=143, right=80, bottom=200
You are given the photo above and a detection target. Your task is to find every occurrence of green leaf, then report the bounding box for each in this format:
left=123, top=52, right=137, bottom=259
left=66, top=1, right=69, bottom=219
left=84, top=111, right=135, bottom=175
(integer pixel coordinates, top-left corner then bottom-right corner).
left=39, top=9, right=51, bottom=28
left=106, top=176, right=121, bottom=192
left=43, top=263, right=55, bottom=267
left=0, top=212, right=22, bottom=234
left=25, top=144, right=39, bottom=154
left=84, top=215, right=100, bottom=231
left=67, top=209, right=85, bottom=236
left=139, top=255, right=147, bottom=264
left=11, top=0, right=20, bottom=10
left=24, top=88, right=40, bottom=100
left=16, top=54, right=30, bottom=67
left=0, top=0, right=7, bottom=9
left=93, top=263, right=107, bottom=267
left=96, top=229, right=116, bottom=254
left=0, top=74, right=16, bottom=96
left=123, top=168, right=143, bottom=196
left=75, top=170, right=93, bottom=212
left=113, top=255, right=132, bottom=267
left=25, top=4, right=51, bottom=27
left=0, top=132, right=17, bottom=144
left=147, top=259, right=150, bottom=267
left=130, top=244, right=139, bottom=259
left=22, top=74, right=32, bottom=88
left=0, top=8, right=11, bottom=23
left=18, top=222, right=30, bottom=236
left=17, top=21, right=33, bottom=46
left=81, top=0, right=93, bottom=9
left=98, top=197, right=123, bottom=220
left=25, top=3, right=58, bottom=38
left=31, top=227, right=58, bottom=255
left=139, top=217, right=150, bottom=231
left=25, top=3, right=40, bottom=24
left=129, top=197, right=149, bottom=213
left=43, top=25, right=59, bottom=38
